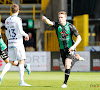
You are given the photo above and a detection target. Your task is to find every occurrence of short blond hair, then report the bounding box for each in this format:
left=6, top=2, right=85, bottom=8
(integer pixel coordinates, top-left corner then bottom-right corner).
left=11, top=4, right=19, bottom=13
left=58, top=11, right=67, bottom=18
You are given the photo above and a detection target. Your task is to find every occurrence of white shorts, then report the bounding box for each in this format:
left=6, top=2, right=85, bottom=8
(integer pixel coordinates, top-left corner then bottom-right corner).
left=8, top=45, right=26, bottom=61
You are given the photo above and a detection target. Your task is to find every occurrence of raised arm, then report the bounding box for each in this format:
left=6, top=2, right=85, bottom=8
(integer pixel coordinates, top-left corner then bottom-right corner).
left=42, top=15, right=54, bottom=26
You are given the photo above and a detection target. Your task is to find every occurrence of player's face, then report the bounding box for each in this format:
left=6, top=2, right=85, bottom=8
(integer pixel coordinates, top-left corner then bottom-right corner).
left=58, top=14, right=67, bottom=25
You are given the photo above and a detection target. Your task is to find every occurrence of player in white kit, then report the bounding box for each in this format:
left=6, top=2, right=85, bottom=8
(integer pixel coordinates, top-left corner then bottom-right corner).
left=1, top=4, right=31, bottom=86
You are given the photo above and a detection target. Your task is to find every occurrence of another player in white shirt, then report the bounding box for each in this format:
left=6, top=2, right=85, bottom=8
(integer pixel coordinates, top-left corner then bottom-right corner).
left=1, top=4, right=31, bottom=86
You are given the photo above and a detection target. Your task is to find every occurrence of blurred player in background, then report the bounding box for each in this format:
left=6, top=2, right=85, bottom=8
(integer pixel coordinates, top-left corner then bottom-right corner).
left=42, top=11, right=84, bottom=88
left=0, top=4, right=31, bottom=86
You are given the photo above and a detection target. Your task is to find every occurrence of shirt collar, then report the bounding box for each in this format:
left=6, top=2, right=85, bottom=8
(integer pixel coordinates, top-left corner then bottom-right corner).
left=12, top=12, right=18, bottom=16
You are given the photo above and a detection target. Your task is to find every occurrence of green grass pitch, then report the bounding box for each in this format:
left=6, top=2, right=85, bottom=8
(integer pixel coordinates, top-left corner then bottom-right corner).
left=0, top=71, right=100, bottom=90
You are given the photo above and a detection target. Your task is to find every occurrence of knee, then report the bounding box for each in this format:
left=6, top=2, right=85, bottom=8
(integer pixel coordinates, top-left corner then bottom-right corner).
left=65, top=64, right=71, bottom=69
left=5, top=60, right=9, bottom=64
left=4, top=58, right=9, bottom=63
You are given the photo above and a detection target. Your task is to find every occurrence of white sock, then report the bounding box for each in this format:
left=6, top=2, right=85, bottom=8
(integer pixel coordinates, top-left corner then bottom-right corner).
left=19, top=64, right=24, bottom=83
left=1, top=62, right=11, bottom=78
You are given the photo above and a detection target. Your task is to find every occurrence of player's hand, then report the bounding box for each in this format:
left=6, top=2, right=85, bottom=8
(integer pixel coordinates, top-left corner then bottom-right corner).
left=69, top=46, right=75, bottom=51
left=42, top=15, right=47, bottom=20
left=25, top=36, right=29, bottom=41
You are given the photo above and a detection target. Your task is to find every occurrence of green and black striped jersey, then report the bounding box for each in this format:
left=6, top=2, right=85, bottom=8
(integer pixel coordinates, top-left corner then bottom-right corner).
left=0, top=34, right=7, bottom=51
left=53, top=21, right=79, bottom=49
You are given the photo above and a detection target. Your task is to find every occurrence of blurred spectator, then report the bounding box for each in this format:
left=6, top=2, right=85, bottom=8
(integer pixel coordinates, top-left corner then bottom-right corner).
left=25, top=32, right=36, bottom=51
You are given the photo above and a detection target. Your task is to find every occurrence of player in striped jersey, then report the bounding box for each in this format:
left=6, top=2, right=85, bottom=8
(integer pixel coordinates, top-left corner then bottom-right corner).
left=42, top=11, right=84, bottom=88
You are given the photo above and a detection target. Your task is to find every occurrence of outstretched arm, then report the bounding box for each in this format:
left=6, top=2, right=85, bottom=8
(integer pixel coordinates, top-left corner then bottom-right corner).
left=42, top=15, right=54, bottom=26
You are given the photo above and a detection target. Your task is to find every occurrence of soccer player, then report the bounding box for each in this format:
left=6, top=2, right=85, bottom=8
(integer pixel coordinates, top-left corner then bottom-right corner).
left=1, top=4, right=31, bottom=86
left=0, top=34, right=31, bottom=85
left=42, top=11, right=84, bottom=88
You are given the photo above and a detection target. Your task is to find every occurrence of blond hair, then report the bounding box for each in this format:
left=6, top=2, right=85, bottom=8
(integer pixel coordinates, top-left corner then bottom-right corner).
left=58, top=11, right=67, bottom=18
left=11, top=4, right=19, bottom=13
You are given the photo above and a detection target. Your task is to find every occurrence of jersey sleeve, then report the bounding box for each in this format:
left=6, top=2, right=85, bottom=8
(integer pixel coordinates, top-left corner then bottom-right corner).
left=69, top=24, right=79, bottom=37
left=53, top=21, right=59, bottom=30
left=17, top=18, right=28, bottom=37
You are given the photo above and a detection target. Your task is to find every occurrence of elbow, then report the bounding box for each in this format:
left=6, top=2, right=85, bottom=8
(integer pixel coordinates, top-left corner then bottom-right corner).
left=78, top=35, right=82, bottom=41
left=80, top=36, right=82, bottom=41
left=80, top=37, right=82, bottom=43
left=79, top=36, right=82, bottom=42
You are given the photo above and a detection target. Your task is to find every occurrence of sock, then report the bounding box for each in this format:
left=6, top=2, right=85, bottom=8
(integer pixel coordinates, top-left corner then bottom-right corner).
left=19, top=64, right=24, bottom=83
left=64, top=69, right=70, bottom=84
left=1, top=63, right=11, bottom=78
left=17, top=63, right=27, bottom=69
left=24, top=64, right=27, bottom=68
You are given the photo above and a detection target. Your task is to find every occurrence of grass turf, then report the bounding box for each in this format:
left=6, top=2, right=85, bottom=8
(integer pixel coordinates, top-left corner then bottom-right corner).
left=0, top=71, right=100, bottom=90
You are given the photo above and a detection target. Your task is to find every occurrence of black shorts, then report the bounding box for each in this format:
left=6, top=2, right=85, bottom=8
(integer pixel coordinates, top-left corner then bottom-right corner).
left=60, top=48, right=76, bottom=66
left=0, top=48, right=9, bottom=60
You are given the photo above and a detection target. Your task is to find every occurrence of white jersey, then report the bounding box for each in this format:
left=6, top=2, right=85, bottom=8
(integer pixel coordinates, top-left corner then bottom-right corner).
left=5, top=14, right=28, bottom=47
